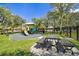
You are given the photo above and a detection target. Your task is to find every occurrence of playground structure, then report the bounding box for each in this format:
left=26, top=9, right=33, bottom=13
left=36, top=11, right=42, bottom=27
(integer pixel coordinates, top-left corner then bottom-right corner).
left=21, top=22, right=46, bottom=35
left=21, top=22, right=37, bottom=35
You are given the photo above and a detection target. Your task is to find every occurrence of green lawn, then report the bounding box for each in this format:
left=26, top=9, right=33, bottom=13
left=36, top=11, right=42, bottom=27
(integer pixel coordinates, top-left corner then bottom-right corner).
left=57, top=32, right=79, bottom=50
left=0, top=32, right=79, bottom=56
left=69, top=39, right=79, bottom=49
left=0, top=35, right=38, bottom=56
left=71, top=32, right=77, bottom=40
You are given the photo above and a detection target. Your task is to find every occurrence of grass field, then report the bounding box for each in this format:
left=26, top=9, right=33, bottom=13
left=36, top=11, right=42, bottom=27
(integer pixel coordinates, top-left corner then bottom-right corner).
left=69, top=39, right=79, bottom=49
left=0, top=35, right=38, bottom=56
left=0, top=32, right=79, bottom=56
left=58, top=32, right=79, bottom=50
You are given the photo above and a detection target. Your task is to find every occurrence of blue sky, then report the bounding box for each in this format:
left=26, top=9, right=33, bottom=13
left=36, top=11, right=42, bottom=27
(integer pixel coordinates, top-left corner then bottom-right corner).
left=0, top=3, right=79, bottom=22
left=0, top=3, right=52, bottom=22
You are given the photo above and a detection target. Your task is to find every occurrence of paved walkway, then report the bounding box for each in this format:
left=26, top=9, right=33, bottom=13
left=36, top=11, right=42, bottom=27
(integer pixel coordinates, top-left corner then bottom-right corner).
left=9, top=33, right=42, bottom=40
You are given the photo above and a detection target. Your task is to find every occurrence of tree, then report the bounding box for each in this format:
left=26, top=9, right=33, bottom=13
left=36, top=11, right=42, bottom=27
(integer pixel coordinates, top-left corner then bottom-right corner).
left=50, top=3, right=75, bottom=34
left=47, top=11, right=60, bottom=33
left=0, top=7, right=25, bottom=34
left=32, top=18, right=46, bottom=30
left=32, top=18, right=41, bottom=27
left=9, top=15, right=25, bottom=32
left=70, top=12, right=79, bottom=26
left=0, top=7, right=12, bottom=34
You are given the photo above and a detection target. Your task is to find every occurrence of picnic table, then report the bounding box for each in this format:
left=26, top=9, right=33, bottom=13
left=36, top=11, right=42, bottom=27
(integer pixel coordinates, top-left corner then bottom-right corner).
left=45, top=35, right=61, bottom=46
left=36, top=37, right=53, bottom=50
left=44, top=35, right=75, bottom=55
left=35, top=35, right=60, bottom=50
left=35, top=34, right=75, bottom=55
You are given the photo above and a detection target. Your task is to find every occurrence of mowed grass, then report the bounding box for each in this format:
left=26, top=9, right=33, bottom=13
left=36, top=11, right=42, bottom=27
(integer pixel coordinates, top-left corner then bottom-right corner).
left=57, top=32, right=79, bottom=50
left=0, top=35, right=38, bottom=56
left=71, top=32, right=77, bottom=40
left=52, top=32, right=79, bottom=50
left=69, top=39, right=79, bottom=50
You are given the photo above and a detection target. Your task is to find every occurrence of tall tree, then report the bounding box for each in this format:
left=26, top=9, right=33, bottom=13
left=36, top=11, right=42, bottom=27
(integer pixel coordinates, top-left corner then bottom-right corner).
left=0, top=7, right=25, bottom=34
left=47, top=11, right=60, bottom=33
left=50, top=3, right=75, bottom=34
left=0, top=7, right=12, bottom=34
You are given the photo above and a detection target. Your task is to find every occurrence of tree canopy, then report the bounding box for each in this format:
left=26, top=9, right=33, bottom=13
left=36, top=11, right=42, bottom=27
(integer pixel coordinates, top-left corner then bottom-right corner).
left=0, top=7, right=25, bottom=30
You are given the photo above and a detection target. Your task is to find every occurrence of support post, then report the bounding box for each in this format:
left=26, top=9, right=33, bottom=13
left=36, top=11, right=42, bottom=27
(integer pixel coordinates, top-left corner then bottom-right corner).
left=69, top=26, right=72, bottom=38
left=66, top=27, right=69, bottom=37
left=76, top=26, right=79, bottom=40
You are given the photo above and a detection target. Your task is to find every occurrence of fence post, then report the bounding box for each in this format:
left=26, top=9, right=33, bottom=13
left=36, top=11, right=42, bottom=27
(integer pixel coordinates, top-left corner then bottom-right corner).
left=76, top=26, right=79, bottom=40
left=62, top=27, right=64, bottom=35
left=69, top=26, right=72, bottom=38
left=54, top=28, right=55, bottom=33
left=66, top=27, right=68, bottom=37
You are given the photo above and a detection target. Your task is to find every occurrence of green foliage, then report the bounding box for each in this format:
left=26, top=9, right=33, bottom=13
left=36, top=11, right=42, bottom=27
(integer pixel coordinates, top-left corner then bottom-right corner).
left=11, top=15, right=25, bottom=28
left=32, top=18, right=46, bottom=29
left=0, top=7, right=25, bottom=30
left=32, top=18, right=41, bottom=26
left=0, top=35, right=37, bottom=56
left=38, top=23, right=46, bottom=29
left=48, top=3, right=76, bottom=34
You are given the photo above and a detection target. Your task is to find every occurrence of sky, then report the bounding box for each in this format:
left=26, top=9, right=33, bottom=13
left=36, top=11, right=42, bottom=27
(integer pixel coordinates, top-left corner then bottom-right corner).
left=0, top=3, right=79, bottom=22
left=0, top=3, right=52, bottom=22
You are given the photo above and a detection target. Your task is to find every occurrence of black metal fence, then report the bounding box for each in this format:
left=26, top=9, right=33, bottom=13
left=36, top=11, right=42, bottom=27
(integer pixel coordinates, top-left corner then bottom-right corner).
left=45, top=26, right=79, bottom=40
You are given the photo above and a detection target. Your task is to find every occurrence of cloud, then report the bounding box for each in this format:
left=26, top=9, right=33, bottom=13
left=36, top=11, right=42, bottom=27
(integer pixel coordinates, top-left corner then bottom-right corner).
left=70, top=9, right=79, bottom=13
left=74, top=9, right=79, bottom=12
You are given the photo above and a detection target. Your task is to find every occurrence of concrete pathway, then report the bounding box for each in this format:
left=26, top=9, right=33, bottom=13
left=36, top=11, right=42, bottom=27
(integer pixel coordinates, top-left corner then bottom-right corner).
left=9, top=33, right=42, bottom=40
